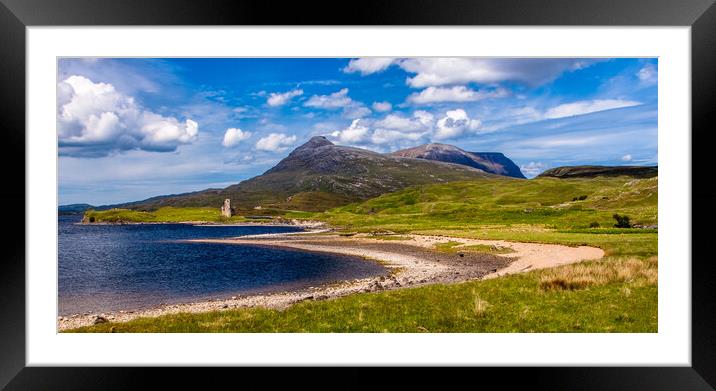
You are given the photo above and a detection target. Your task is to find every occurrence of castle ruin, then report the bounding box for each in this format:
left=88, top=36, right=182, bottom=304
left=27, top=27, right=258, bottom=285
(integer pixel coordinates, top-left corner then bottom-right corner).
left=221, top=198, right=233, bottom=218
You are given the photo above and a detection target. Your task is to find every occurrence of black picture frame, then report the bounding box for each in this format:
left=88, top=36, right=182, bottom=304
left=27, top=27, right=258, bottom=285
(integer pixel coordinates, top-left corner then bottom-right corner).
left=1, top=0, right=715, bottom=388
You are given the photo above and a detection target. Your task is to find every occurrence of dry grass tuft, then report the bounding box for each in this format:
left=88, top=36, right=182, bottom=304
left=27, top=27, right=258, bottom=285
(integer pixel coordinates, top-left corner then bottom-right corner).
left=472, top=289, right=491, bottom=317
left=539, top=257, right=657, bottom=291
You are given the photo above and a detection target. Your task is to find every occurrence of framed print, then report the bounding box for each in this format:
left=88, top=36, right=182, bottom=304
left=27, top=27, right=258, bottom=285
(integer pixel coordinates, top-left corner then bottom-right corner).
left=2, top=0, right=716, bottom=388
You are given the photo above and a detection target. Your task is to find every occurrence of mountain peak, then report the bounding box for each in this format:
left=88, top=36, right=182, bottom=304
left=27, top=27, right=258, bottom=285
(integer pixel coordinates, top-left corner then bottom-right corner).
left=415, top=143, right=462, bottom=152
left=299, top=136, right=334, bottom=150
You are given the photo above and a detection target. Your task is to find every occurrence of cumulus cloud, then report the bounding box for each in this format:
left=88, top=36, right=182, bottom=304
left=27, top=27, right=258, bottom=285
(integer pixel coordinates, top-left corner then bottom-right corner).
left=399, top=58, right=592, bottom=88
left=407, top=86, right=509, bottom=104
left=372, top=101, right=393, bottom=112
left=222, top=128, right=252, bottom=147
left=330, top=119, right=370, bottom=144
left=343, top=58, right=596, bottom=88
left=266, top=88, right=303, bottom=106
left=328, top=111, right=432, bottom=147
left=622, top=154, right=633, bottom=162
left=304, top=88, right=370, bottom=118
left=343, top=104, right=372, bottom=118
left=304, top=88, right=354, bottom=109
left=434, top=109, right=481, bottom=140
left=255, top=133, right=297, bottom=152
left=544, top=99, right=642, bottom=119
left=329, top=108, right=481, bottom=147
left=343, top=58, right=396, bottom=75
left=371, top=128, right=426, bottom=145
left=58, top=75, right=198, bottom=157
left=519, top=162, right=548, bottom=177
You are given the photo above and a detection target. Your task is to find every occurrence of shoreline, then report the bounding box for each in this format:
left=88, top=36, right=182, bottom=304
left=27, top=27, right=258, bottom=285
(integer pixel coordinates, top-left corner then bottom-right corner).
left=73, top=218, right=329, bottom=228
left=58, top=233, right=604, bottom=331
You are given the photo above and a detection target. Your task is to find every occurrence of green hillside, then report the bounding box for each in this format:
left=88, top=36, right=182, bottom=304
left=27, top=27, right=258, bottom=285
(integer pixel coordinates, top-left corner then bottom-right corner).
left=320, top=176, right=657, bottom=231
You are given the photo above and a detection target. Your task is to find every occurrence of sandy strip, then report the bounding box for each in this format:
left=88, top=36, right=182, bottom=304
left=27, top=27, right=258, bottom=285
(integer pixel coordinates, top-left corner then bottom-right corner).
left=401, top=235, right=605, bottom=279
left=58, top=233, right=603, bottom=331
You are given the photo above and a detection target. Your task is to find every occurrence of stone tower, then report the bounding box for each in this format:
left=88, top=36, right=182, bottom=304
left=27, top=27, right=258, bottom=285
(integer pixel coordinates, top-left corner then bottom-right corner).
left=221, top=198, right=232, bottom=218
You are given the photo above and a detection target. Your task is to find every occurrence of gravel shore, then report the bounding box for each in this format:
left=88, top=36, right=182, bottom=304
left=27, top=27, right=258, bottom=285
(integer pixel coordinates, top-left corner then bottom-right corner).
left=58, top=232, right=603, bottom=331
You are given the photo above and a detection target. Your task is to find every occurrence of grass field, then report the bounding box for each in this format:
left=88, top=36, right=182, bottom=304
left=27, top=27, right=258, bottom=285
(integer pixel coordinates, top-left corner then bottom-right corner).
left=83, top=207, right=248, bottom=223
left=320, top=176, right=657, bottom=231
left=72, top=175, right=658, bottom=333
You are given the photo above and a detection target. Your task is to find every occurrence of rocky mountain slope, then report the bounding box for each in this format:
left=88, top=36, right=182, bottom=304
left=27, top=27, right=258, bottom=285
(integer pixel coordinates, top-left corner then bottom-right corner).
left=538, top=165, right=658, bottom=179
left=389, top=143, right=525, bottom=178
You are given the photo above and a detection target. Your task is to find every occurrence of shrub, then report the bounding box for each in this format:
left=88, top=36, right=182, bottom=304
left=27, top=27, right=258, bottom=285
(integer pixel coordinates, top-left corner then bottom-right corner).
left=589, top=221, right=600, bottom=228
left=88, top=216, right=95, bottom=223
left=613, top=214, right=632, bottom=228
left=572, top=195, right=588, bottom=201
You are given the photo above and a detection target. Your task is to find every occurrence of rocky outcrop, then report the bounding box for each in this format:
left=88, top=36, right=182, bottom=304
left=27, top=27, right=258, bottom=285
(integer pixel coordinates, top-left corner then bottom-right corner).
left=538, top=165, right=658, bottom=179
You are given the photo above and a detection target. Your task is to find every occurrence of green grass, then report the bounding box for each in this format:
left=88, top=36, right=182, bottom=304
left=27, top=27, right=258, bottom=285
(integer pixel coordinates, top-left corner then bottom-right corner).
left=319, top=176, right=657, bottom=231
left=70, top=176, right=658, bottom=333
left=83, top=207, right=248, bottom=223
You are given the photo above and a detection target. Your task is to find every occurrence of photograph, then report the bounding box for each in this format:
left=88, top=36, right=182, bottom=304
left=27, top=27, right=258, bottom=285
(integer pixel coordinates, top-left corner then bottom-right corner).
left=57, top=57, right=659, bottom=333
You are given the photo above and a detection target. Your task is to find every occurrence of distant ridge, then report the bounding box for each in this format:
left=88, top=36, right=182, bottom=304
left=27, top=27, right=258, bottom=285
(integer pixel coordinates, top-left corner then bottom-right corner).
left=58, top=203, right=95, bottom=215
left=390, top=143, right=525, bottom=179
left=538, top=165, right=658, bottom=179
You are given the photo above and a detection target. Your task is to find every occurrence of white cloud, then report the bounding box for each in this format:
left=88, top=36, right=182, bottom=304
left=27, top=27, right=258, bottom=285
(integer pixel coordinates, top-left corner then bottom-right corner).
left=58, top=75, right=198, bottom=157
left=622, top=154, right=633, bottom=162
left=375, top=114, right=423, bottom=131
left=328, top=111, right=433, bottom=147
left=304, top=88, right=370, bottom=118
left=434, top=109, right=481, bottom=140
left=330, top=119, right=370, bottom=144
left=329, top=108, right=484, bottom=147
left=413, top=110, right=435, bottom=127
left=343, top=58, right=396, bottom=75
left=371, top=128, right=426, bottom=145
left=399, top=58, right=591, bottom=87
left=637, top=64, right=657, bottom=85
left=544, top=99, right=642, bottom=119
left=255, top=133, right=297, bottom=152
left=266, top=88, right=303, bottom=106
left=372, top=101, right=393, bottom=112
left=222, top=128, right=252, bottom=147
left=407, top=86, right=509, bottom=104
left=304, top=88, right=354, bottom=109
left=343, top=104, right=372, bottom=118
left=520, top=162, right=548, bottom=177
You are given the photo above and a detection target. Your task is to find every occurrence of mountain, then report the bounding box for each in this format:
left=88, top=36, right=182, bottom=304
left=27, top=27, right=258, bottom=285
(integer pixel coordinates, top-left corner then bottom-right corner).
left=114, top=137, right=499, bottom=212
left=58, top=203, right=95, bottom=214
left=537, top=165, right=658, bottom=179
left=389, top=143, right=526, bottom=179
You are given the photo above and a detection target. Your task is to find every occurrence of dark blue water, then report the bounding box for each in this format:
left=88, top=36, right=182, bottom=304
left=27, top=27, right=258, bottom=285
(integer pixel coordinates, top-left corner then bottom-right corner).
left=58, top=215, right=385, bottom=315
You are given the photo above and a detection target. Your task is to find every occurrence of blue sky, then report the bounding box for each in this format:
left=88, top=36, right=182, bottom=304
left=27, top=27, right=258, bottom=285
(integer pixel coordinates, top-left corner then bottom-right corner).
left=58, top=57, right=658, bottom=205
